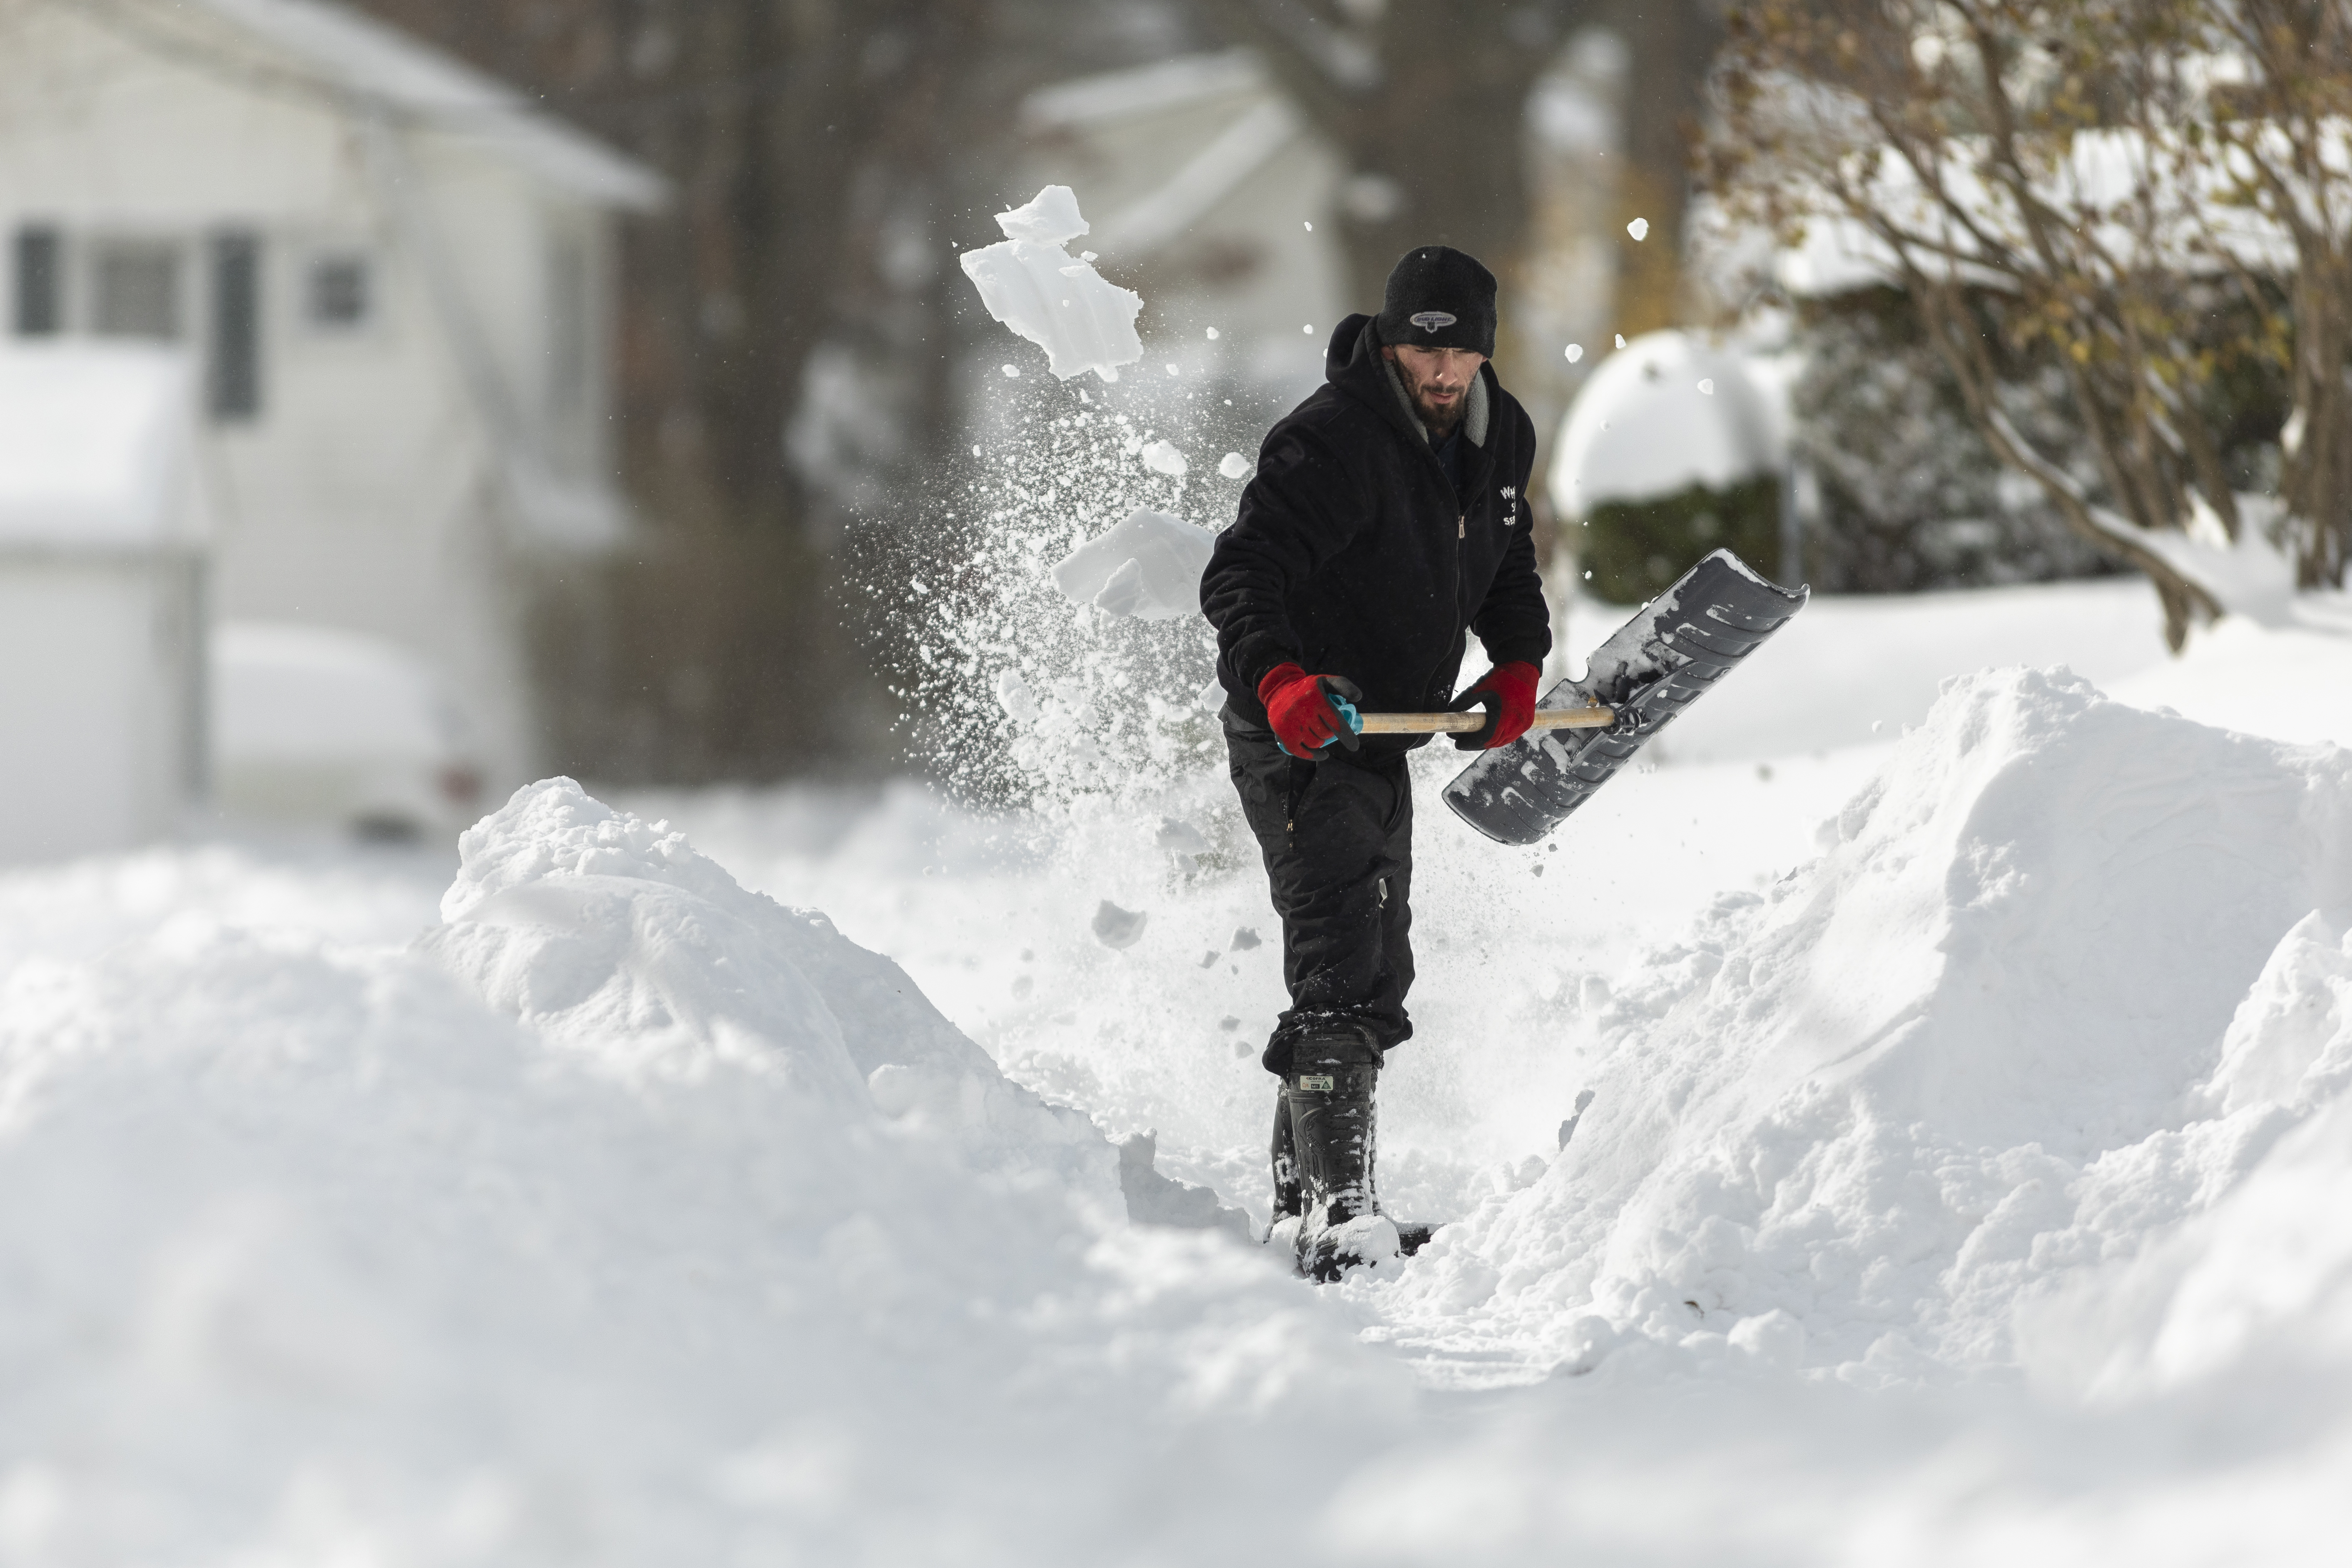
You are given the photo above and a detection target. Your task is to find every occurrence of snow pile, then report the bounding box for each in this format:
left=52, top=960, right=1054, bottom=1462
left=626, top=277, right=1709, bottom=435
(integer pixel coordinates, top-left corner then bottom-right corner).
left=2028, top=902, right=2352, bottom=1399
left=1397, top=667, right=2352, bottom=1385
left=1048, top=507, right=1215, bottom=621
left=422, top=781, right=1107, bottom=1176
left=0, top=780, right=1406, bottom=1560
left=959, top=186, right=1143, bottom=383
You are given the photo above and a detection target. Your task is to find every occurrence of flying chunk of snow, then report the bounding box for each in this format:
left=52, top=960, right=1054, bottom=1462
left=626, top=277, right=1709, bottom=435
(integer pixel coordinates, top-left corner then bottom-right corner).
left=1698, top=378, right=1715, bottom=395
left=1050, top=508, right=1214, bottom=621
left=1303, top=324, right=1316, bottom=334
left=1091, top=900, right=1147, bottom=950
left=1196, top=675, right=1226, bottom=712
left=993, top=184, right=1088, bottom=244
left=1304, top=220, right=1314, bottom=231
left=1140, top=440, right=1187, bottom=478
left=1165, top=363, right=1180, bottom=377
left=994, top=669, right=1039, bottom=723
left=1205, top=326, right=1220, bottom=339
left=1218, top=452, right=1252, bottom=480
left=1000, top=364, right=1020, bottom=378
left=1615, top=334, right=1627, bottom=348
left=1566, top=343, right=1584, bottom=363
left=959, top=185, right=1143, bottom=383
left=1626, top=217, right=1650, bottom=241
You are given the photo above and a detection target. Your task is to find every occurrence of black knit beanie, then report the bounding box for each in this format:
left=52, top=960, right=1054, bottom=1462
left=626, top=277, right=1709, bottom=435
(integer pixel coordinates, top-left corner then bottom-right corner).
left=1374, top=245, right=1497, bottom=356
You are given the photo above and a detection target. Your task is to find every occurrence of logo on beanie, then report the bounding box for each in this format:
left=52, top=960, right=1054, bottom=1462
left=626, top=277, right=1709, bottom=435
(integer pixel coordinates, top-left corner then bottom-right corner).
left=1409, top=310, right=1457, bottom=334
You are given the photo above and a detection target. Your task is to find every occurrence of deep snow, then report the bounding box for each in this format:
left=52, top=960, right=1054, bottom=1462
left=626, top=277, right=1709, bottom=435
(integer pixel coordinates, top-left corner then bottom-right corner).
left=6, top=588, right=2352, bottom=1561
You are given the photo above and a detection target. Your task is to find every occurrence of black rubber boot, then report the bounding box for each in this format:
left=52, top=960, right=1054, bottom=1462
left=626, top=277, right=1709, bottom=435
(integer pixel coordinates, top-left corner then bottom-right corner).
left=1280, top=1027, right=1400, bottom=1281
left=1269, top=1087, right=1303, bottom=1225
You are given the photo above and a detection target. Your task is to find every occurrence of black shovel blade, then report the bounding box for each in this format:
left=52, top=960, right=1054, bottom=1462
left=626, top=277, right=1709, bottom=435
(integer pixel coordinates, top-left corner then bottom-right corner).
left=1443, top=550, right=1809, bottom=846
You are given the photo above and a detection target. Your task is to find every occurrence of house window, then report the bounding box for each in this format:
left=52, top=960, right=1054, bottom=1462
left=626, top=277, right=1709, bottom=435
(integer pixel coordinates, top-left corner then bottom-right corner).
left=209, top=231, right=262, bottom=420
left=307, top=252, right=370, bottom=329
left=12, top=226, right=62, bottom=335
left=91, top=240, right=182, bottom=339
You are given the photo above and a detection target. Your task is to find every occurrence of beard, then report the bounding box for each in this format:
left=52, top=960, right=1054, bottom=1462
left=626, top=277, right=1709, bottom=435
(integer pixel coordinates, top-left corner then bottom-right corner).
left=1399, top=363, right=1467, bottom=436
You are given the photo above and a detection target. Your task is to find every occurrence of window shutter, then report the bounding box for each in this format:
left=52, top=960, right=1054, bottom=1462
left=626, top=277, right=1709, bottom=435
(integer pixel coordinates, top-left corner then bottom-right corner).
left=209, top=230, right=262, bottom=420
left=12, top=226, right=62, bottom=336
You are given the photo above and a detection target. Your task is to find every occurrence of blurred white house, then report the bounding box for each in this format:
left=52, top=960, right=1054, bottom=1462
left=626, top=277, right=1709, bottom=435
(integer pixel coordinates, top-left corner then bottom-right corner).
left=1016, top=50, right=1347, bottom=400
left=0, top=0, right=662, bottom=829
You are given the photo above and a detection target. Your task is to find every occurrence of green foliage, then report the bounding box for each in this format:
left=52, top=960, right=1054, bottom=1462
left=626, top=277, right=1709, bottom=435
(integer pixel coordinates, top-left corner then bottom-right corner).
left=1580, top=475, right=1781, bottom=604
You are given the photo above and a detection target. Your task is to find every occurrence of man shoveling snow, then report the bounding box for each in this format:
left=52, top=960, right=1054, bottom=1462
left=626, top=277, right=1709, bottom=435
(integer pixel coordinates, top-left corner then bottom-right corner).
left=1201, top=246, right=1552, bottom=1282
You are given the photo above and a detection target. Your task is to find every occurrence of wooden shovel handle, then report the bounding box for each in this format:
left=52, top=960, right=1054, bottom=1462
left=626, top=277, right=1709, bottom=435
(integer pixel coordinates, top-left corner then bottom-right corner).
left=1354, top=704, right=1616, bottom=736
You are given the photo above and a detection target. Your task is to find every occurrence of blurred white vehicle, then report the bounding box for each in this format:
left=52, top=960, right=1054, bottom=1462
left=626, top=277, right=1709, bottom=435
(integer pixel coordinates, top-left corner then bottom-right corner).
left=212, top=622, right=483, bottom=842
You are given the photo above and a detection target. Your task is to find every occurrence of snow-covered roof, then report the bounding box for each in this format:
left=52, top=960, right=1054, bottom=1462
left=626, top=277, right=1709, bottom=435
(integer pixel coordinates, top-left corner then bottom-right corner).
left=1549, top=331, right=1786, bottom=516
left=1023, top=49, right=1265, bottom=130
left=0, top=345, right=209, bottom=550
left=168, top=0, right=664, bottom=211
left=1019, top=50, right=1304, bottom=261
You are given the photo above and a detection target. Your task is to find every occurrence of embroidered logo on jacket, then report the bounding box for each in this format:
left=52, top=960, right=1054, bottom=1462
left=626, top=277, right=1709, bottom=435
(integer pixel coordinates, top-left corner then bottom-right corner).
left=1409, top=310, right=1457, bottom=333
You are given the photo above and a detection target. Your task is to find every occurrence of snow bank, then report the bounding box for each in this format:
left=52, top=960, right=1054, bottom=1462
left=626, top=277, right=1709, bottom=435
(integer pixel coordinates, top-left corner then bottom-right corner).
left=1048, top=506, right=1215, bottom=621
left=1398, top=667, right=2352, bottom=1384
left=0, top=781, right=1403, bottom=1560
left=959, top=186, right=1143, bottom=383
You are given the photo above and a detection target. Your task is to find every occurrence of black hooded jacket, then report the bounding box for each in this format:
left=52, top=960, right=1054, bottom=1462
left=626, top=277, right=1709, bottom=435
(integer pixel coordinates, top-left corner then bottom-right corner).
left=1201, top=314, right=1552, bottom=755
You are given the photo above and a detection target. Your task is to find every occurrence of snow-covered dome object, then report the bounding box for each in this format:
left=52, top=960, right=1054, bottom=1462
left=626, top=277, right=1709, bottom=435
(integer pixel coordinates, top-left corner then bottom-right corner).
left=1549, top=330, right=1785, bottom=518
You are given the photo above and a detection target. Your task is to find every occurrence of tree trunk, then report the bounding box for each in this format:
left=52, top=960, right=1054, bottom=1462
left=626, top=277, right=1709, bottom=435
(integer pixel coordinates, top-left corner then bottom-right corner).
left=1606, top=0, right=1711, bottom=336
left=1197, top=0, right=1565, bottom=325
left=2285, top=252, right=2352, bottom=589
left=1334, top=3, right=1544, bottom=311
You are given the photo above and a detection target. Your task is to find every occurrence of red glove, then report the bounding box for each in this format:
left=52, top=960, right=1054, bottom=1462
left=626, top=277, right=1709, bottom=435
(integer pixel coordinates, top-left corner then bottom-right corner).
left=1450, top=661, right=1540, bottom=750
left=1258, top=664, right=1363, bottom=759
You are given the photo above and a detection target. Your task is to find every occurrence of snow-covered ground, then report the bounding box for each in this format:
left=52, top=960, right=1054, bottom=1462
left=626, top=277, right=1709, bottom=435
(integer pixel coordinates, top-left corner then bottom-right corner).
left=5, top=580, right=2352, bottom=1563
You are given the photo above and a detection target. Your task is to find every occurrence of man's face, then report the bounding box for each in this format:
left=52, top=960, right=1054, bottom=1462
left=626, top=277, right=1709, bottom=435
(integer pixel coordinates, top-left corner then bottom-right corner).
left=1384, top=344, right=1487, bottom=435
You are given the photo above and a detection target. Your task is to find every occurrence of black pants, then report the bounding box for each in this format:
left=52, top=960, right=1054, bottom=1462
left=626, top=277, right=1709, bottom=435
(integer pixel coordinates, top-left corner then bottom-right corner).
left=1224, top=710, right=1415, bottom=1075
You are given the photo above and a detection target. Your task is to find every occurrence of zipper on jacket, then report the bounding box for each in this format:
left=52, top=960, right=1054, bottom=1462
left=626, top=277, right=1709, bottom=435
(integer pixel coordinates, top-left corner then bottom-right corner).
left=1458, top=514, right=1465, bottom=539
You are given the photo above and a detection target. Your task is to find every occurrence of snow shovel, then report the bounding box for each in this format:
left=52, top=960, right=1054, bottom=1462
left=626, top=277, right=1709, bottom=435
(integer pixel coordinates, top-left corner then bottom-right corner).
left=1432, top=549, right=1809, bottom=845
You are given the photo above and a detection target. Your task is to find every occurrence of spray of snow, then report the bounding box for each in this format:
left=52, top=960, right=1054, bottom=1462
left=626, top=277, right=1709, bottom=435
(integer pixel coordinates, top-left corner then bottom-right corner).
left=899, top=187, right=1278, bottom=819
